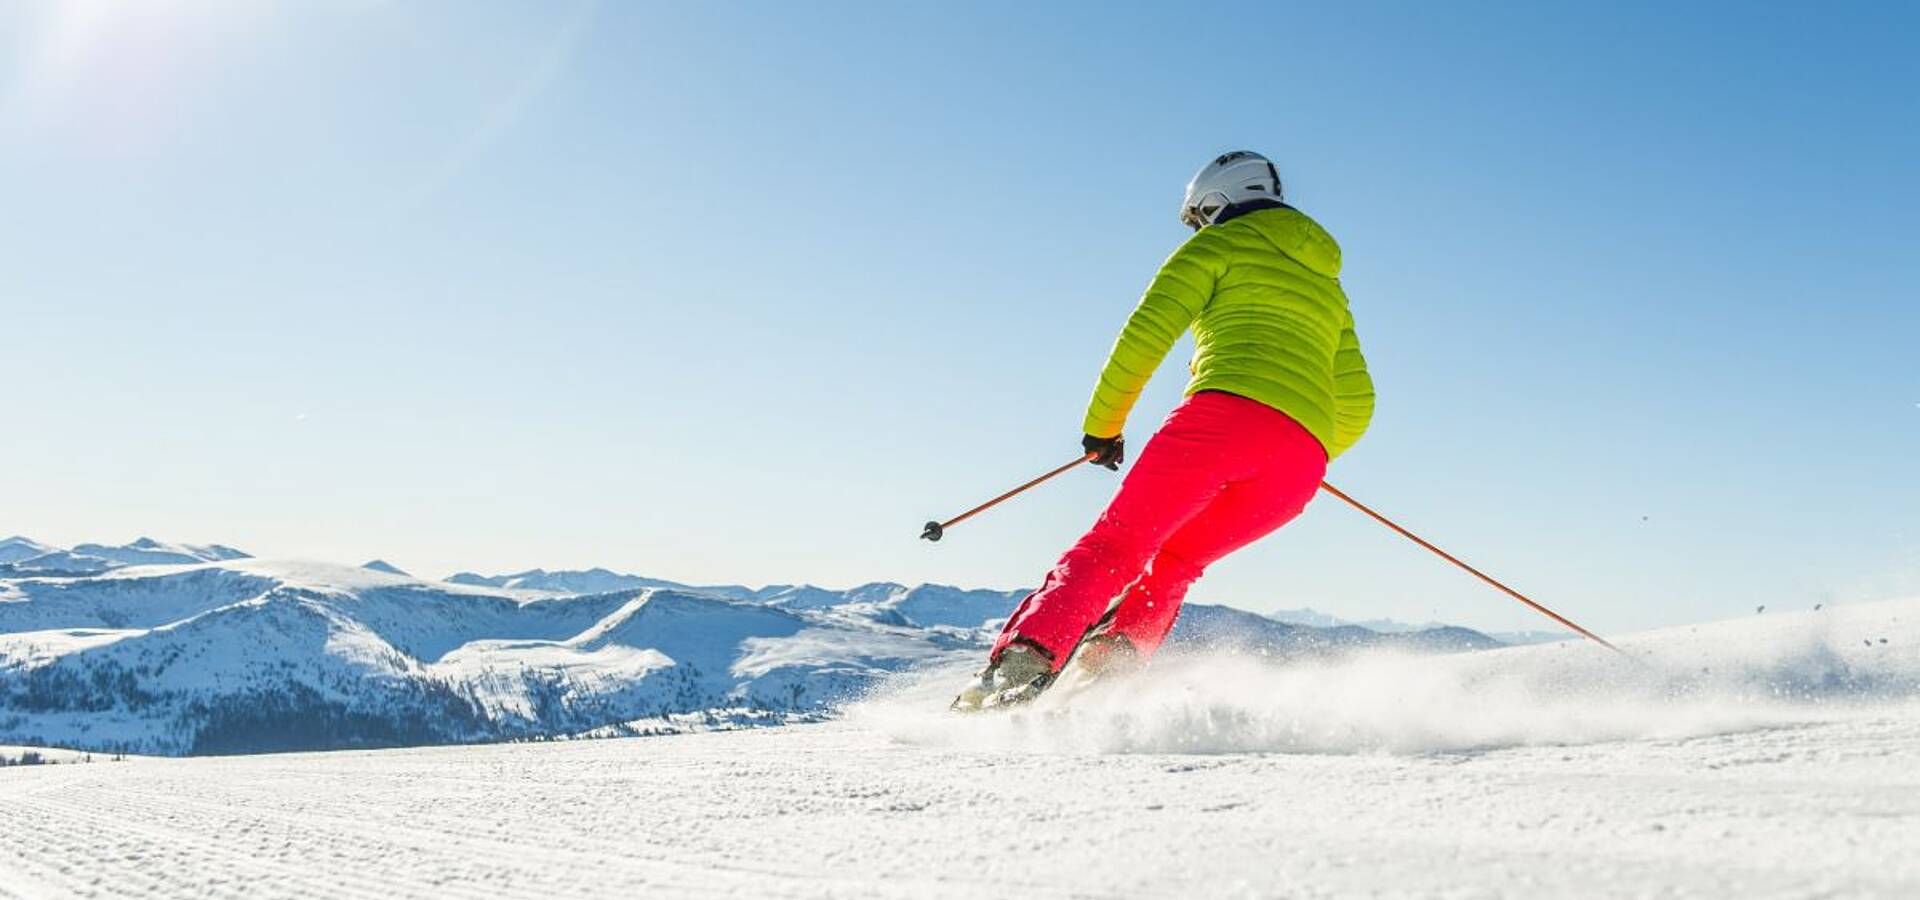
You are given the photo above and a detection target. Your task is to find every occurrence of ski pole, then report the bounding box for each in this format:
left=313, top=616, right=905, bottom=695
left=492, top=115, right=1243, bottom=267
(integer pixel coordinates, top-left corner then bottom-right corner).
left=921, top=453, right=1098, bottom=542
left=1318, top=480, right=1624, bottom=655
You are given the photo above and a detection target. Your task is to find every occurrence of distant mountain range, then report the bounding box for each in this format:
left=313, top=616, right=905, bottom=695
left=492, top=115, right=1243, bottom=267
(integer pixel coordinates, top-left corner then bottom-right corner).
left=0, top=536, right=1510, bottom=756
left=0, top=535, right=249, bottom=576
left=1264, top=606, right=1569, bottom=646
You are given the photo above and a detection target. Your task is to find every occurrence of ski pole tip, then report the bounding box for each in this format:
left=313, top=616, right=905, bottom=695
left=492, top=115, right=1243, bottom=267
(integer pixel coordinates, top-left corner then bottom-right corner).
left=920, top=521, right=944, bottom=542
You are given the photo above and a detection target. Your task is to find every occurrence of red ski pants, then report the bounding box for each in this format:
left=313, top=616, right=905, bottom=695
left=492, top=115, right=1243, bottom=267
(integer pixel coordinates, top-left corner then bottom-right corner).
left=992, top=390, right=1327, bottom=667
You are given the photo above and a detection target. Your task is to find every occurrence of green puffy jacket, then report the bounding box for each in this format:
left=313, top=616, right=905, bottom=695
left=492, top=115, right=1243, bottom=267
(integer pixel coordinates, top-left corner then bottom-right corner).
left=1084, top=205, right=1374, bottom=459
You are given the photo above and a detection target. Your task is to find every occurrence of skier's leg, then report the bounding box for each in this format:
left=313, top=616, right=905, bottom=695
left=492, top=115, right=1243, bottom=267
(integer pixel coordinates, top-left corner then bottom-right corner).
left=1099, top=477, right=1318, bottom=654
left=990, top=394, right=1254, bottom=667
left=1101, top=412, right=1327, bottom=655
left=1092, top=547, right=1203, bottom=656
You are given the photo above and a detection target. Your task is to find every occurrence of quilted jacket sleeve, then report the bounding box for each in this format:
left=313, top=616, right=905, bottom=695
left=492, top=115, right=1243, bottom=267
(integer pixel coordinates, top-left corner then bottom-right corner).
left=1328, top=299, right=1375, bottom=458
left=1081, top=234, right=1225, bottom=438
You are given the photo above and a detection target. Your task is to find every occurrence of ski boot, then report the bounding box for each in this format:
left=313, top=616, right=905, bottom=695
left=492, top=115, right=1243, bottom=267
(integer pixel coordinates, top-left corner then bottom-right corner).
left=1066, top=633, right=1142, bottom=679
left=951, top=643, right=1056, bottom=712
left=1053, top=633, right=1143, bottom=695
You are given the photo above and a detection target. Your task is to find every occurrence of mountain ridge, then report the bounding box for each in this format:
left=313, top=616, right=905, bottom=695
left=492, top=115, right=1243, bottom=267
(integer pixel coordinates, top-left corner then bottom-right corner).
left=1, top=542, right=1510, bottom=756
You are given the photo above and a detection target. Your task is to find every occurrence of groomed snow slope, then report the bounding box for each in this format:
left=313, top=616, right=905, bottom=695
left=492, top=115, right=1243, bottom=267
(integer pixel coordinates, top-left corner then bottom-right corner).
left=0, top=599, right=1915, bottom=898
left=860, top=595, right=1918, bottom=755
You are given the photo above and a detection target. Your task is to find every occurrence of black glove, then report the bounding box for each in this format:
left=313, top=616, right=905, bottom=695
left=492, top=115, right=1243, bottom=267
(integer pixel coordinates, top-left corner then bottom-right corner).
left=1082, top=434, right=1124, bottom=470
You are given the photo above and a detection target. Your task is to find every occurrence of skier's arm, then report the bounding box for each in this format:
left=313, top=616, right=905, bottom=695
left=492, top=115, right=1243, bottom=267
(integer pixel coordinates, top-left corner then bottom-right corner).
left=1082, top=237, right=1224, bottom=438
left=1328, top=300, right=1375, bottom=459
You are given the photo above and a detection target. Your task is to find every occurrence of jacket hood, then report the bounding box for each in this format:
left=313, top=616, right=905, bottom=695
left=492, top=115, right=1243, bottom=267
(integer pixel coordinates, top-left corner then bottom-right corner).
left=1226, top=204, right=1343, bottom=279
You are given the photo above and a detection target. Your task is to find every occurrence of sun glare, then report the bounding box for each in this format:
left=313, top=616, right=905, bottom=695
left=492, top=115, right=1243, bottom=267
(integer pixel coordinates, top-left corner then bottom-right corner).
left=3, top=0, right=273, bottom=153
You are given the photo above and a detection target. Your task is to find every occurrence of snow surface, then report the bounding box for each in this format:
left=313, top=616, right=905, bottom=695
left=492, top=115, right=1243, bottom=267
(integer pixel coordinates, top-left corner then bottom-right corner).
left=0, top=598, right=1914, bottom=898
left=860, top=597, right=1918, bottom=755
left=0, top=744, right=132, bottom=766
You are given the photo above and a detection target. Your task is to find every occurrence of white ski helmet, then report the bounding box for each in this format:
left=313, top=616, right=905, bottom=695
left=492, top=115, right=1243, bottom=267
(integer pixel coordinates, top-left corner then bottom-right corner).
left=1180, top=150, right=1284, bottom=230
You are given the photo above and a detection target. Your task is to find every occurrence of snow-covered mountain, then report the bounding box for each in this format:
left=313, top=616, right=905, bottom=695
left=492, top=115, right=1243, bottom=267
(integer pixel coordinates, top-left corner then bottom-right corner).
left=444, top=567, right=699, bottom=596
left=1263, top=606, right=1349, bottom=628
left=0, top=541, right=1505, bottom=756
left=0, top=536, right=251, bottom=577
left=0, top=559, right=980, bottom=755
left=1269, top=605, right=1481, bottom=635
left=71, top=537, right=250, bottom=567
left=0, top=536, right=58, bottom=565
left=1266, top=605, right=1571, bottom=647
left=1172, top=604, right=1501, bottom=656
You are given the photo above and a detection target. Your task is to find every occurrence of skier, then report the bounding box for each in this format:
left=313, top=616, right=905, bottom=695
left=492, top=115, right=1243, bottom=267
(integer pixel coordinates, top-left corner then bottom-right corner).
left=955, top=151, right=1375, bottom=710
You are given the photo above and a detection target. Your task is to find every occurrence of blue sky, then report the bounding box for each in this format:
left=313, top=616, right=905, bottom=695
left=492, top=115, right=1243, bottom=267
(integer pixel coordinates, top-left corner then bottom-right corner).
left=2, top=2, right=1915, bottom=633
